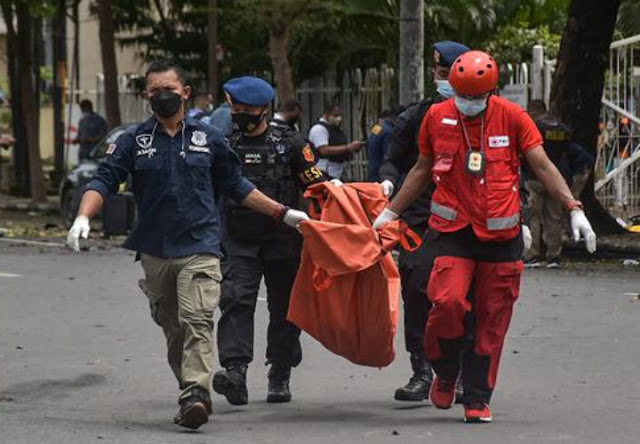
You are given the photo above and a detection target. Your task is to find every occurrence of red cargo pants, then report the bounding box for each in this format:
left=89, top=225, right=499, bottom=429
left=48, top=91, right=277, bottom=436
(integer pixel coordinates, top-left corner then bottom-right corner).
left=424, top=226, right=524, bottom=404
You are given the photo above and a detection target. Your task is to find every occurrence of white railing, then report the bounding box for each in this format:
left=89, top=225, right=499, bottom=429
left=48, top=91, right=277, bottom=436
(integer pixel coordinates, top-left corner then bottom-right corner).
left=599, top=36, right=640, bottom=218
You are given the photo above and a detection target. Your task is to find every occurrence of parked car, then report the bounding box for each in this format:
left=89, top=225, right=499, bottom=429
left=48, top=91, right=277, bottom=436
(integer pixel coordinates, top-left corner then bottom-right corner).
left=59, top=123, right=138, bottom=229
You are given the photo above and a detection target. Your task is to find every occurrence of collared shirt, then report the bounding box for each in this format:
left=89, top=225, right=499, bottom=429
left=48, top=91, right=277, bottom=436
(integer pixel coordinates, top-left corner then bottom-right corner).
left=86, top=116, right=255, bottom=258
left=308, top=118, right=349, bottom=179
left=78, top=112, right=108, bottom=156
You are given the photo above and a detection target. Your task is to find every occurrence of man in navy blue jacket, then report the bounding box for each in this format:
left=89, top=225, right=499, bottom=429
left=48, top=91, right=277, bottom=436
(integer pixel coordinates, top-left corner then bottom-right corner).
left=66, top=60, right=308, bottom=430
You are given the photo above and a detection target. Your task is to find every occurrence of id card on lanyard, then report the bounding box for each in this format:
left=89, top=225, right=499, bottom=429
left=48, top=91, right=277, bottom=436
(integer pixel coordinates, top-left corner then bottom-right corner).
left=459, top=112, right=485, bottom=176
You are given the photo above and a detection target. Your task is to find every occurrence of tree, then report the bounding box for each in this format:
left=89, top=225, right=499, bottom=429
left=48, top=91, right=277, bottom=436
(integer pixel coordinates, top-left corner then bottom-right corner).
left=97, top=0, right=122, bottom=128
left=399, top=0, right=423, bottom=104
left=550, top=0, right=624, bottom=234
left=0, top=0, right=47, bottom=201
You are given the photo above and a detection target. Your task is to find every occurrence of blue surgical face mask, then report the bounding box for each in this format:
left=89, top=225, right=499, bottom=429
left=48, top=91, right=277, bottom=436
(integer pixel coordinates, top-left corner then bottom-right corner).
left=454, top=95, right=487, bottom=117
left=436, top=80, right=455, bottom=99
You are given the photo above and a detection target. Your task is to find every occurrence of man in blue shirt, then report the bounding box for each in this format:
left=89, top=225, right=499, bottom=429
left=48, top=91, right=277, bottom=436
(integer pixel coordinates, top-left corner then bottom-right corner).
left=367, top=108, right=397, bottom=182
left=74, top=99, right=108, bottom=161
left=207, top=101, right=233, bottom=137
left=65, top=60, right=309, bottom=430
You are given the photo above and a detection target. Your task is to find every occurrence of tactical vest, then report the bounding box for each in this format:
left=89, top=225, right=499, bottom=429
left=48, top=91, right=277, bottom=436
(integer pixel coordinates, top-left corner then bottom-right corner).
left=225, top=127, right=298, bottom=241
left=316, top=121, right=350, bottom=162
left=536, top=117, right=570, bottom=178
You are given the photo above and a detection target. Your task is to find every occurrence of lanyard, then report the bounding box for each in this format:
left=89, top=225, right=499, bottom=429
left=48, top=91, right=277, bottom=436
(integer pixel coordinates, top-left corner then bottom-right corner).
left=458, top=111, right=485, bottom=154
left=150, top=120, right=187, bottom=157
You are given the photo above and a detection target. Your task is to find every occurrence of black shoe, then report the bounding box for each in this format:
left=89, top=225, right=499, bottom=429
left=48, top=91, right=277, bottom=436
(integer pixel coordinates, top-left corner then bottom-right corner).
left=267, top=363, right=292, bottom=403
left=546, top=257, right=561, bottom=269
left=394, top=354, right=433, bottom=401
left=525, top=256, right=542, bottom=268
left=212, top=362, right=248, bottom=406
left=174, top=388, right=211, bottom=430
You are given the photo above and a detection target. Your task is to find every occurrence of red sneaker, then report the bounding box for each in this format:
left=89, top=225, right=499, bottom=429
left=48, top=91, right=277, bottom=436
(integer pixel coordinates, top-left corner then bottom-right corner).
left=464, top=402, right=492, bottom=423
left=429, top=375, right=457, bottom=409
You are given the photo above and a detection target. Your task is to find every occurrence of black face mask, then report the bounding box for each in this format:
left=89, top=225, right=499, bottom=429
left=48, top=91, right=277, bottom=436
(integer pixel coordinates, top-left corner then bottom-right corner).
left=232, top=111, right=264, bottom=133
left=150, top=91, right=183, bottom=118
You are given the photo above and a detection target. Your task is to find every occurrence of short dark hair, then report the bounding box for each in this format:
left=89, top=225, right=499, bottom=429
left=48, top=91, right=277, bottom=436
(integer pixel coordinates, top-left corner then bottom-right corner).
left=145, top=59, right=189, bottom=85
left=79, top=99, right=93, bottom=112
left=281, top=99, right=302, bottom=113
left=323, top=103, right=341, bottom=115
left=527, top=99, right=547, bottom=114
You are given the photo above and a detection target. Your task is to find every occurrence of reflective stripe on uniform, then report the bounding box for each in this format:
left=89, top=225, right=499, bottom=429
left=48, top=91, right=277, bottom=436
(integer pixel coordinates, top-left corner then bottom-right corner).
left=431, top=201, right=457, bottom=221
left=487, top=214, right=520, bottom=230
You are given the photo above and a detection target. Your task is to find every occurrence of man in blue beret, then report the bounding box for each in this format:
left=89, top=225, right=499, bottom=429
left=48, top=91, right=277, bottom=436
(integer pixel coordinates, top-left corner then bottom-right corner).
left=213, top=76, right=326, bottom=406
left=66, top=61, right=309, bottom=430
left=378, top=40, right=470, bottom=404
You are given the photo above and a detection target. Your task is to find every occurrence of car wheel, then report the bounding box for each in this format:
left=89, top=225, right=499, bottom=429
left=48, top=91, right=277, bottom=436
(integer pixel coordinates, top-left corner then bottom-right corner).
left=61, top=188, right=78, bottom=229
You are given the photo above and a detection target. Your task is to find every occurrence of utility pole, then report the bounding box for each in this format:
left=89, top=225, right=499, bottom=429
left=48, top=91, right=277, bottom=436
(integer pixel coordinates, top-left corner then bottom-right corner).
left=52, top=0, right=67, bottom=185
left=399, top=0, right=424, bottom=105
left=207, top=0, right=219, bottom=103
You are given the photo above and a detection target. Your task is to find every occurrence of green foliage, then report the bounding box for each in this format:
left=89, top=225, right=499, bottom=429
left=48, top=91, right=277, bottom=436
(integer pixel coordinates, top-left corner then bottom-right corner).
left=104, top=0, right=572, bottom=89
left=485, top=23, right=562, bottom=64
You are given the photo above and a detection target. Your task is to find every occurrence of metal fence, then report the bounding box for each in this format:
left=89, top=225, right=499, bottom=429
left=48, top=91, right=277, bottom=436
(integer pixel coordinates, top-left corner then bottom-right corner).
left=598, top=36, right=640, bottom=219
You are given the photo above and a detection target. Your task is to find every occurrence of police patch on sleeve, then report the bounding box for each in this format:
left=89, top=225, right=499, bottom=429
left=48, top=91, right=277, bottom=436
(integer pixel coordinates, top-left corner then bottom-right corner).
left=191, top=130, right=207, bottom=146
left=371, top=124, right=383, bottom=135
left=302, top=144, right=315, bottom=162
left=106, top=143, right=117, bottom=155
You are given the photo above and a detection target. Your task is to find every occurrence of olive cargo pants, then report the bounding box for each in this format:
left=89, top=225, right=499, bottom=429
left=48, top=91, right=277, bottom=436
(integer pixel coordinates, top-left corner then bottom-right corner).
left=139, top=253, right=221, bottom=402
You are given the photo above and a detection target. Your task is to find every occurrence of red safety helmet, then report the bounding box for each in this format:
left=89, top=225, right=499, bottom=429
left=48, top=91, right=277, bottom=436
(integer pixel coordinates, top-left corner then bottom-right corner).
left=449, top=50, right=499, bottom=97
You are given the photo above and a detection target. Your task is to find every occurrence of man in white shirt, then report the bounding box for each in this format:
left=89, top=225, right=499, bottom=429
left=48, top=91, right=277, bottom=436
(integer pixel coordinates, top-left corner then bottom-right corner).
left=308, top=104, right=364, bottom=180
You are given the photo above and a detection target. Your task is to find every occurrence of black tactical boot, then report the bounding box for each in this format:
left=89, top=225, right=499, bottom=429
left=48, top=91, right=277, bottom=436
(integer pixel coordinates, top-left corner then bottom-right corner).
left=394, top=354, right=434, bottom=401
left=212, top=361, right=248, bottom=406
left=267, top=363, right=292, bottom=403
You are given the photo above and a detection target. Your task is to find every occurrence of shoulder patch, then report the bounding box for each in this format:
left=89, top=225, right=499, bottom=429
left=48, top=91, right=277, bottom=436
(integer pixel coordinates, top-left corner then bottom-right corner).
left=302, top=144, right=315, bottom=162
left=106, top=143, right=117, bottom=155
left=371, top=124, right=383, bottom=135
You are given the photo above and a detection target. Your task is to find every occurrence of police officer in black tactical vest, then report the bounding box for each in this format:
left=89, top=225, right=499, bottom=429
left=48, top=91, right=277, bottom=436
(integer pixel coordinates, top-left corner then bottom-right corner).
left=213, top=76, right=326, bottom=405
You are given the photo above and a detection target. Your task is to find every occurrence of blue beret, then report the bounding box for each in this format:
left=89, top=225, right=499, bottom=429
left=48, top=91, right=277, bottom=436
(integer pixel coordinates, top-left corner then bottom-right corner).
left=432, top=41, right=470, bottom=68
left=223, top=76, right=274, bottom=106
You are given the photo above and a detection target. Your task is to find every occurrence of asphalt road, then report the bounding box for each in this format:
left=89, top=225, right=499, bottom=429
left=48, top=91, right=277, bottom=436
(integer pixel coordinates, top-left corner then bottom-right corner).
left=1, top=242, right=639, bottom=444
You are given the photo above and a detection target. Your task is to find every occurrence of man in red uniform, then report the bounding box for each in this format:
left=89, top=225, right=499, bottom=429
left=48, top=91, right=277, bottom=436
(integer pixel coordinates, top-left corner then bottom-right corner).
left=373, top=51, right=596, bottom=423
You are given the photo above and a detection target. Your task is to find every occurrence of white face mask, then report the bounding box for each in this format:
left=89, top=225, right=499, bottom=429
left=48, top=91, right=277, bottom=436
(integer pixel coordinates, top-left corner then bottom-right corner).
left=454, top=95, right=488, bottom=117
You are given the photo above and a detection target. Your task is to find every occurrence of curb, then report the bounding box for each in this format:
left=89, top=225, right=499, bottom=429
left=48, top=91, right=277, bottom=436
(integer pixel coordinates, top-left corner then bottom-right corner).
left=0, top=201, right=59, bottom=213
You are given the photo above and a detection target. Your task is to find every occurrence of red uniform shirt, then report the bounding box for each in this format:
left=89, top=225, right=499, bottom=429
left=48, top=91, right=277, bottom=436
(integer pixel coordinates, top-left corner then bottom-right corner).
left=417, top=95, right=543, bottom=241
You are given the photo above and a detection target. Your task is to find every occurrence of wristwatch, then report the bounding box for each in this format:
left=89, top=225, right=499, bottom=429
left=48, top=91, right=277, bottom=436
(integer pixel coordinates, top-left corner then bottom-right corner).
left=272, top=204, right=291, bottom=221
left=565, top=200, right=584, bottom=212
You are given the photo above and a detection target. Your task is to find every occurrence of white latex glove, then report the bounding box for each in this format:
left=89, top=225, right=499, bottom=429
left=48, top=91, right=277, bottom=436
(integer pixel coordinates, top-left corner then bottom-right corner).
left=570, top=210, right=597, bottom=253
left=380, top=180, right=394, bottom=197
left=372, top=207, right=399, bottom=230
left=329, top=178, right=344, bottom=187
left=522, top=225, right=532, bottom=252
left=283, top=209, right=310, bottom=232
left=66, top=215, right=90, bottom=252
